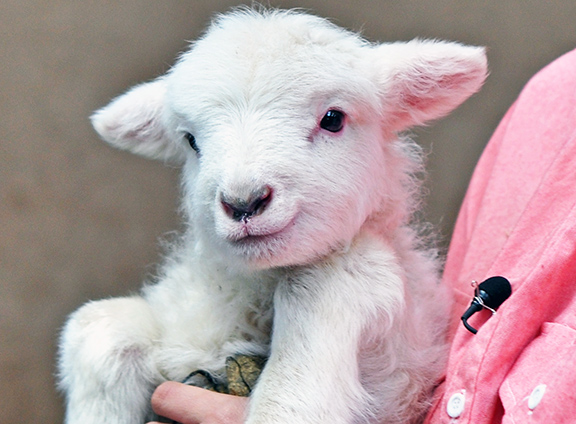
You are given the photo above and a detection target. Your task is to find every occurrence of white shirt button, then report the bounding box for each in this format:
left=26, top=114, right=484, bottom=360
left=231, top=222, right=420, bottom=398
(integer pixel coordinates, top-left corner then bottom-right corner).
left=447, top=391, right=466, bottom=418
left=528, top=384, right=546, bottom=410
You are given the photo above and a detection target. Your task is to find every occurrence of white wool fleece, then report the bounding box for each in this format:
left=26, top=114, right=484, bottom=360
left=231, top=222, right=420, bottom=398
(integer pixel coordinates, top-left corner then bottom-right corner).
left=59, top=8, right=487, bottom=424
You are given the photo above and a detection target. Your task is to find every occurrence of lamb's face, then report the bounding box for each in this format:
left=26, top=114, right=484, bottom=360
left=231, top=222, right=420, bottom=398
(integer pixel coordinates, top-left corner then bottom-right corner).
left=91, top=9, right=487, bottom=270
left=166, top=16, right=389, bottom=268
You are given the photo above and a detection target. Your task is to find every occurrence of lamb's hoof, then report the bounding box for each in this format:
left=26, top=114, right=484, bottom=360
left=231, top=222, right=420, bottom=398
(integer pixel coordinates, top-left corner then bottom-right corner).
left=181, top=355, right=267, bottom=396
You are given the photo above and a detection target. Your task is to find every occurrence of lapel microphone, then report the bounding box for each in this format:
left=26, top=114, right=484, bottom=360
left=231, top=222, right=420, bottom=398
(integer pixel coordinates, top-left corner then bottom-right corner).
left=461, top=276, right=512, bottom=334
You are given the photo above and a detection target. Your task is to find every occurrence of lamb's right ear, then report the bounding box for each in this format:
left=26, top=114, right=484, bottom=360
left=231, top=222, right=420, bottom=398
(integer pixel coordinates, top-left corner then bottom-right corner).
left=91, top=79, right=186, bottom=163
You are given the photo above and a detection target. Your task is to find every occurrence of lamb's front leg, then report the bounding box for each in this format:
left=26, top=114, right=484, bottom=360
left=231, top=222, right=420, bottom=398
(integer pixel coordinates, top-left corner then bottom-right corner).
left=58, top=296, right=163, bottom=424
left=247, top=243, right=405, bottom=424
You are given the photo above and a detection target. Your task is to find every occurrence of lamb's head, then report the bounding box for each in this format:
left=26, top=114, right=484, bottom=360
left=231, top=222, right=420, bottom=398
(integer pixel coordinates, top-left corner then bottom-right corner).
left=91, top=9, right=487, bottom=270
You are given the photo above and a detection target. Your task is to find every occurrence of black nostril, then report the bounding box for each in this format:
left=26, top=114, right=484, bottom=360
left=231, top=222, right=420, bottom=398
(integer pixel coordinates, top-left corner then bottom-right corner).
left=221, top=186, right=273, bottom=222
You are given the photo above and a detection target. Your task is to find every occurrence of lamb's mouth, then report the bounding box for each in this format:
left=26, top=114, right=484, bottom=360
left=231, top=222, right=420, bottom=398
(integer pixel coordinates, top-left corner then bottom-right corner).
left=226, top=217, right=296, bottom=245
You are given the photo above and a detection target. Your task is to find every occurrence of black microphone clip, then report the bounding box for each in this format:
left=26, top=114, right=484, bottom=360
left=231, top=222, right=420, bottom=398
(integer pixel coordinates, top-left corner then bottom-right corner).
left=461, top=276, right=512, bottom=334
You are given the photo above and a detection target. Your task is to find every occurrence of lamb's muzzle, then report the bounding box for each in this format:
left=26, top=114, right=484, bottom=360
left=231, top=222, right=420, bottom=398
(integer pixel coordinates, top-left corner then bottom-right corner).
left=221, top=185, right=273, bottom=223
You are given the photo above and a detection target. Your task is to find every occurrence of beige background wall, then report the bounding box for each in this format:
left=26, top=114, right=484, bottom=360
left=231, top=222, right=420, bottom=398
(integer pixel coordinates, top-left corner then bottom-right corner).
left=1, top=1, right=575, bottom=422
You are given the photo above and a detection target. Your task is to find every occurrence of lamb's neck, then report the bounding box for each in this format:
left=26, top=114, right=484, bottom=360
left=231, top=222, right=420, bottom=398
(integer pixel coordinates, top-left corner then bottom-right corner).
left=360, top=212, right=407, bottom=242
left=189, top=246, right=279, bottom=291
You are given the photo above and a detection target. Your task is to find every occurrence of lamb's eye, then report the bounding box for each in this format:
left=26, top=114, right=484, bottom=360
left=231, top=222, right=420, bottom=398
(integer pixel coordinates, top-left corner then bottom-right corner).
left=320, top=110, right=345, bottom=133
left=184, top=132, right=200, bottom=154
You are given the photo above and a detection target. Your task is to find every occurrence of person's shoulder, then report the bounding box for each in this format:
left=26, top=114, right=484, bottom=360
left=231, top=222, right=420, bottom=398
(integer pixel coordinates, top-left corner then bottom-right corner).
left=524, top=47, right=576, bottom=96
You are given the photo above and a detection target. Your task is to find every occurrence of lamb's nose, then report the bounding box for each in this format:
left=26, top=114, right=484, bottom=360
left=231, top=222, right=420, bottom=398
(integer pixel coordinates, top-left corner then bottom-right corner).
left=221, top=186, right=273, bottom=222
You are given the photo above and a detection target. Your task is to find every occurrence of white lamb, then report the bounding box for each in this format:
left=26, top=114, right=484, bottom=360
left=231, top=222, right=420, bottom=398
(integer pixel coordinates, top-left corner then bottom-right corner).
left=58, top=8, right=487, bottom=424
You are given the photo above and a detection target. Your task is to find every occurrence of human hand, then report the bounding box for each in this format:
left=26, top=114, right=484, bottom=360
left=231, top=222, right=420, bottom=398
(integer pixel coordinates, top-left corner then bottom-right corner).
left=148, top=381, right=248, bottom=424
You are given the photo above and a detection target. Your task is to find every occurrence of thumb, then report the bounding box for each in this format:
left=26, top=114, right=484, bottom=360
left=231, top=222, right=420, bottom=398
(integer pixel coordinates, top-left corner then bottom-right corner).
left=150, top=381, right=248, bottom=424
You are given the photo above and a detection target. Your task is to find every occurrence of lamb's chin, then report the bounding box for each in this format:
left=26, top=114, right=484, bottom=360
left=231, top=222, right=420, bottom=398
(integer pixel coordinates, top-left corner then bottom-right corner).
left=226, top=229, right=295, bottom=269
left=226, top=232, right=344, bottom=272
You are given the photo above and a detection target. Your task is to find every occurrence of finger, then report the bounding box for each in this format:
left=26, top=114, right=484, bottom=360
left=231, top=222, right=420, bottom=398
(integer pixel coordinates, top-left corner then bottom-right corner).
left=151, top=381, right=248, bottom=424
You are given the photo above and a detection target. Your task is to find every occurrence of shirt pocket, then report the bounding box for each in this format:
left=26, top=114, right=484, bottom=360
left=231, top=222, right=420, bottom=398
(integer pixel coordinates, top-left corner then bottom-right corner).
left=499, top=322, right=576, bottom=423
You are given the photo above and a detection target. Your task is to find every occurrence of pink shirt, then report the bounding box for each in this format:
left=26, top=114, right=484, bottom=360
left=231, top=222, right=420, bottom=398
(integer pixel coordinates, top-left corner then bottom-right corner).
left=425, top=47, right=576, bottom=423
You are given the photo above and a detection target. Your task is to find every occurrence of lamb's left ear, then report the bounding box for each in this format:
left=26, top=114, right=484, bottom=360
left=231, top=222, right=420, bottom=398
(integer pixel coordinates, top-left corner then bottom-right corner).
left=91, top=78, right=186, bottom=163
left=373, top=39, right=488, bottom=131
